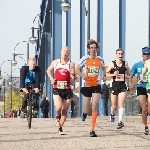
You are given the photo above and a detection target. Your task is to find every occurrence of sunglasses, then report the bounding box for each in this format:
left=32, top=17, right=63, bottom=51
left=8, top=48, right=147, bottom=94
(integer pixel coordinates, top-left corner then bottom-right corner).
left=143, top=53, right=150, bottom=55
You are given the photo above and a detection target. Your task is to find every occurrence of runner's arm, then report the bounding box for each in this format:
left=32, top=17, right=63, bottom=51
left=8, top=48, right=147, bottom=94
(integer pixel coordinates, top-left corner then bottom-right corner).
left=106, top=62, right=114, bottom=77
left=101, top=64, right=106, bottom=77
left=46, top=60, right=55, bottom=80
left=129, top=63, right=137, bottom=85
left=125, top=61, right=130, bottom=79
left=70, top=61, right=76, bottom=80
left=75, top=64, right=84, bottom=78
left=141, top=60, right=148, bottom=80
left=75, top=56, right=86, bottom=78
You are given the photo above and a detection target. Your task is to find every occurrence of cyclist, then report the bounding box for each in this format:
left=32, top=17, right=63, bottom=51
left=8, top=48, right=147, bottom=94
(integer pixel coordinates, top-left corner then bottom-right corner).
left=20, top=58, right=41, bottom=115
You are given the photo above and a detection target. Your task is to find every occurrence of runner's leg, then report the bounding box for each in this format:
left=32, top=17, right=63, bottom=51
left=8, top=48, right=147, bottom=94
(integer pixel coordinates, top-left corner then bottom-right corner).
left=90, top=93, right=100, bottom=137
left=82, top=96, right=91, bottom=121
left=139, top=94, right=149, bottom=135
left=117, top=91, right=126, bottom=128
left=138, top=95, right=147, bottom=127
left=80, top=87, right=92, bottom=121
left=110, top=93, right=118, bottom=122
left=60, top=99, right=72, bottom=128
left=53, top=94, right=63, bottom=125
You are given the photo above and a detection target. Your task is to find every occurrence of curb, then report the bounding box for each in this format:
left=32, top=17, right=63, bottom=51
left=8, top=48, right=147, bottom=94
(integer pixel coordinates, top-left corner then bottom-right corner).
left=74, top=116, right=150, bottom=123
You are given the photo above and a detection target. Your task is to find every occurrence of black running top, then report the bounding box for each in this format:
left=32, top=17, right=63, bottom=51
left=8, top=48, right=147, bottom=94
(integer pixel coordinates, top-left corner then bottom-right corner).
left=110, top=60, right=126, bottom=83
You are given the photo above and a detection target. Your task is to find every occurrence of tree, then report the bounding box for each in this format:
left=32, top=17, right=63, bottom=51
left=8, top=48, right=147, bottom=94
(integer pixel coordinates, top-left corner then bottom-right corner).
left=5, top=89, right=23, bottom=112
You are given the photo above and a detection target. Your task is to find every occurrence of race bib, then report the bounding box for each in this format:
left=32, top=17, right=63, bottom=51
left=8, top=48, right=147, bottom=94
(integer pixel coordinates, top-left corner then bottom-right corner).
left=87, top=66, right=99, bottom=76
left=57, top=81, right=67, bottom=89
left=115, top=74, right=124, bottom=81
left=143, top=75, right=148, bottom=82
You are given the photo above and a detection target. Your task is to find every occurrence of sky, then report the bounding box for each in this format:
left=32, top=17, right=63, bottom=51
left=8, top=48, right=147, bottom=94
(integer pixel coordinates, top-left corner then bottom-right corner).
left=0, top=0, right=41, bottom=78
left=0, top=0, right=149, bottom=79
left=64, top=0, right=149, bottom=68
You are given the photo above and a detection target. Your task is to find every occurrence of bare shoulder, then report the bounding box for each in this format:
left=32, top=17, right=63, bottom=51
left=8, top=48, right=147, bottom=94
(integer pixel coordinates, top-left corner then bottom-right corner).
left=70, top=61, right=75, bottom=65
left=52, top=59, right=59, bottom=65
left=106, top=62, right=114, bottom=72
left=125, top=61, right=128, bottom=67
left=70, top=61, right=75, bottom=67
left=108, top=62, right=114, bottom=68
left=145, top=60, right=149, bottom=64
left=48, top=59, right=58, bottom=68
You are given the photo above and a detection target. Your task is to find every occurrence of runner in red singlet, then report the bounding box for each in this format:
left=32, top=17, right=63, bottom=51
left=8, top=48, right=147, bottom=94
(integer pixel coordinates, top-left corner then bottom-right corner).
left=47, top=46, right=76, bottom=135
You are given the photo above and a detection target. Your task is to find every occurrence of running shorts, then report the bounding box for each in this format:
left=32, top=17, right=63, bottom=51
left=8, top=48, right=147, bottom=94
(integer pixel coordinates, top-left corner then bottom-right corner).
left=80, top=85, right=101, bottom=97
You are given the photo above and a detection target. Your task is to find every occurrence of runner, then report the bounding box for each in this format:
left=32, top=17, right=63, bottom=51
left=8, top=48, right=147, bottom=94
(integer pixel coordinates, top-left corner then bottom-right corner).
left=136, top=47, right=150, bottom=135
left=75, top=39, right=106, bottom=137
left=106, top=48, right=129, bottom=129
left=46, top=46, right=76, bottom=135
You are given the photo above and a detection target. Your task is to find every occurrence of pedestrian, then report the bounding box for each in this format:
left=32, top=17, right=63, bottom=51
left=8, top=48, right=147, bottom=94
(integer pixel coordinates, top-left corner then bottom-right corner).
left=40, top=95, right=49, bottom=118
left=71, top=100, right=75, bottom=118
left=101, top=81, right=109, bottom=116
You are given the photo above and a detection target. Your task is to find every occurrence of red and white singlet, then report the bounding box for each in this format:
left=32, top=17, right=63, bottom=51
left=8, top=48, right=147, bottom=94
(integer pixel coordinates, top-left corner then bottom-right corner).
left=53, top=59, right=71, bottom=89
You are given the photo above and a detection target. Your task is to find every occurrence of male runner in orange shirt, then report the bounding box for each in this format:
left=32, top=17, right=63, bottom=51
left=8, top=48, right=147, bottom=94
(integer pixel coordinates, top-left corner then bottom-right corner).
left=76, top=39, right=106, bottom=137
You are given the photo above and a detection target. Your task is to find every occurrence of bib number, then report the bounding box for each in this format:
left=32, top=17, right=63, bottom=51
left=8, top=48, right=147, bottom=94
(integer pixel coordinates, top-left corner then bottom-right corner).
left=115, top=74, right=124, bottom=81
left=143, top=75, right=148, bottom=82
left=57, top=81, right=67, bottom=89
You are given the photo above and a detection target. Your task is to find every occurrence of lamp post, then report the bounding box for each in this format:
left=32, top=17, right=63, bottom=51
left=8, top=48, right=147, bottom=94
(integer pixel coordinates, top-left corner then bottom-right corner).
left=14, top=41, right=30, bottom=63
left=81, top=0, right=90, bottom=41
left=10, top=53, right=25, bottom=109
left=60, top=0, right=71, bottom=12
left=2, top=78, right=5, bottom=117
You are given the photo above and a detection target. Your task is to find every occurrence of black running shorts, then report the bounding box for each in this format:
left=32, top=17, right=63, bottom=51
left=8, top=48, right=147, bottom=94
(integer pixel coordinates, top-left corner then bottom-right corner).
left=147, top=89, right=150, bottom=94
left=80, top=85, right=101, bottom=97
left=111, top=83, right=127, bottom=95
left=53, top=88, right=73, bottom=100
left=137, top=87, right=147, bottom=96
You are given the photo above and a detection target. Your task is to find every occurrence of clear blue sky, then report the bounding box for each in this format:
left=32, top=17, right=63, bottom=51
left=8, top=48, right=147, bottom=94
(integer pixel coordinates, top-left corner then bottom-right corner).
left=0, top=0, right=41, bottom=77
left=0, top=0, right=149, bottom=78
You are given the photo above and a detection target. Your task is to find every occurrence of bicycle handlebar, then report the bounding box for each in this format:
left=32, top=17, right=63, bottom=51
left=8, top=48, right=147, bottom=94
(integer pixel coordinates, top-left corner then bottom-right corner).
left=20, top=88, right=41, bottom=93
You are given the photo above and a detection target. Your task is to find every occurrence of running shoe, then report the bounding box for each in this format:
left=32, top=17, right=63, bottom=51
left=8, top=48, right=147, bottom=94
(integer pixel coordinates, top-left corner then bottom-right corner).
left=58, top=127, right=64, bottom=135
left=55, top=114, right=61, bottom=126
left=110, top=114, right=115, bottom=123
left=117, top=121, right=124, bottom=129
left=144, top=127, right=149, bottom=135
left=81, top=113, right=87, bottom=121
left=90, top=131, right=97, bottom=137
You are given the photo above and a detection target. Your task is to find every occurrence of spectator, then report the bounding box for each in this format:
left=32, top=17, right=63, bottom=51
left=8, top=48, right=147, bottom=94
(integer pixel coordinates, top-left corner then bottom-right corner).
left=40, top=96, right=49, bottom=118
left=17, top=108, right=21, bottom=118
left=13, top=108, right=18, bottom=118
left=71, top=100, right=75, bottom=118
left=8, top=109, right=13, bottom=118
left=101, top=82, right=109, bottom=116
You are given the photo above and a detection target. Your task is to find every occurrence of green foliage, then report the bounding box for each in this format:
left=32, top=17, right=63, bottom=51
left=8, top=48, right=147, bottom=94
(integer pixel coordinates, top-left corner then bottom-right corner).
left=5, top=90, right=23, bottom=112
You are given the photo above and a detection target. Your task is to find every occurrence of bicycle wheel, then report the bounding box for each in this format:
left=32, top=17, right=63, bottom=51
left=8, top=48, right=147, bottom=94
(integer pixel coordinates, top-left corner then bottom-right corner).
left=28, top=102, right=32, bottom=129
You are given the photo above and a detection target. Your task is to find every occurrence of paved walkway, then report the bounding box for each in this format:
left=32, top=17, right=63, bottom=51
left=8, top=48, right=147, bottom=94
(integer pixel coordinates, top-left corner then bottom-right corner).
left=0, top=117, right=150, bottom=150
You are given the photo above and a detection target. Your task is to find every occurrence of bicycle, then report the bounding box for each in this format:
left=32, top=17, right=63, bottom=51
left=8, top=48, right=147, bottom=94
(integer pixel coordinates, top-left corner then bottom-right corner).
left=20, top=85, right=39, bottom=129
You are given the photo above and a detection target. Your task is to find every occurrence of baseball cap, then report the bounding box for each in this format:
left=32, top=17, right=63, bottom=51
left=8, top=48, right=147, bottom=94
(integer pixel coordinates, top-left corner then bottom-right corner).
left=142, top=47, right=150, bottom=54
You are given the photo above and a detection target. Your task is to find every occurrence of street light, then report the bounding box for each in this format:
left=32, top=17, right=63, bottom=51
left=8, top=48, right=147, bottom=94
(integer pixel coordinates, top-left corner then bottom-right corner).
left=11, top=68, right=20, bottom=74
left=60, top=0, right=71, bottom=12
left=29, top=27, right=37, bottom=44
left=14, top=41, right=30, bottom=63
left=81, top=0, right=90, bottom=41
left=2, top=78, right=6, bottom=117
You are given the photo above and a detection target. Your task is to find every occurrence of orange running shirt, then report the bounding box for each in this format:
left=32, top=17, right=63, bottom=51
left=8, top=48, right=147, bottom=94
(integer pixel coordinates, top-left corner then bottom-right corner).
left=79, top=55, right=105, bottom=87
